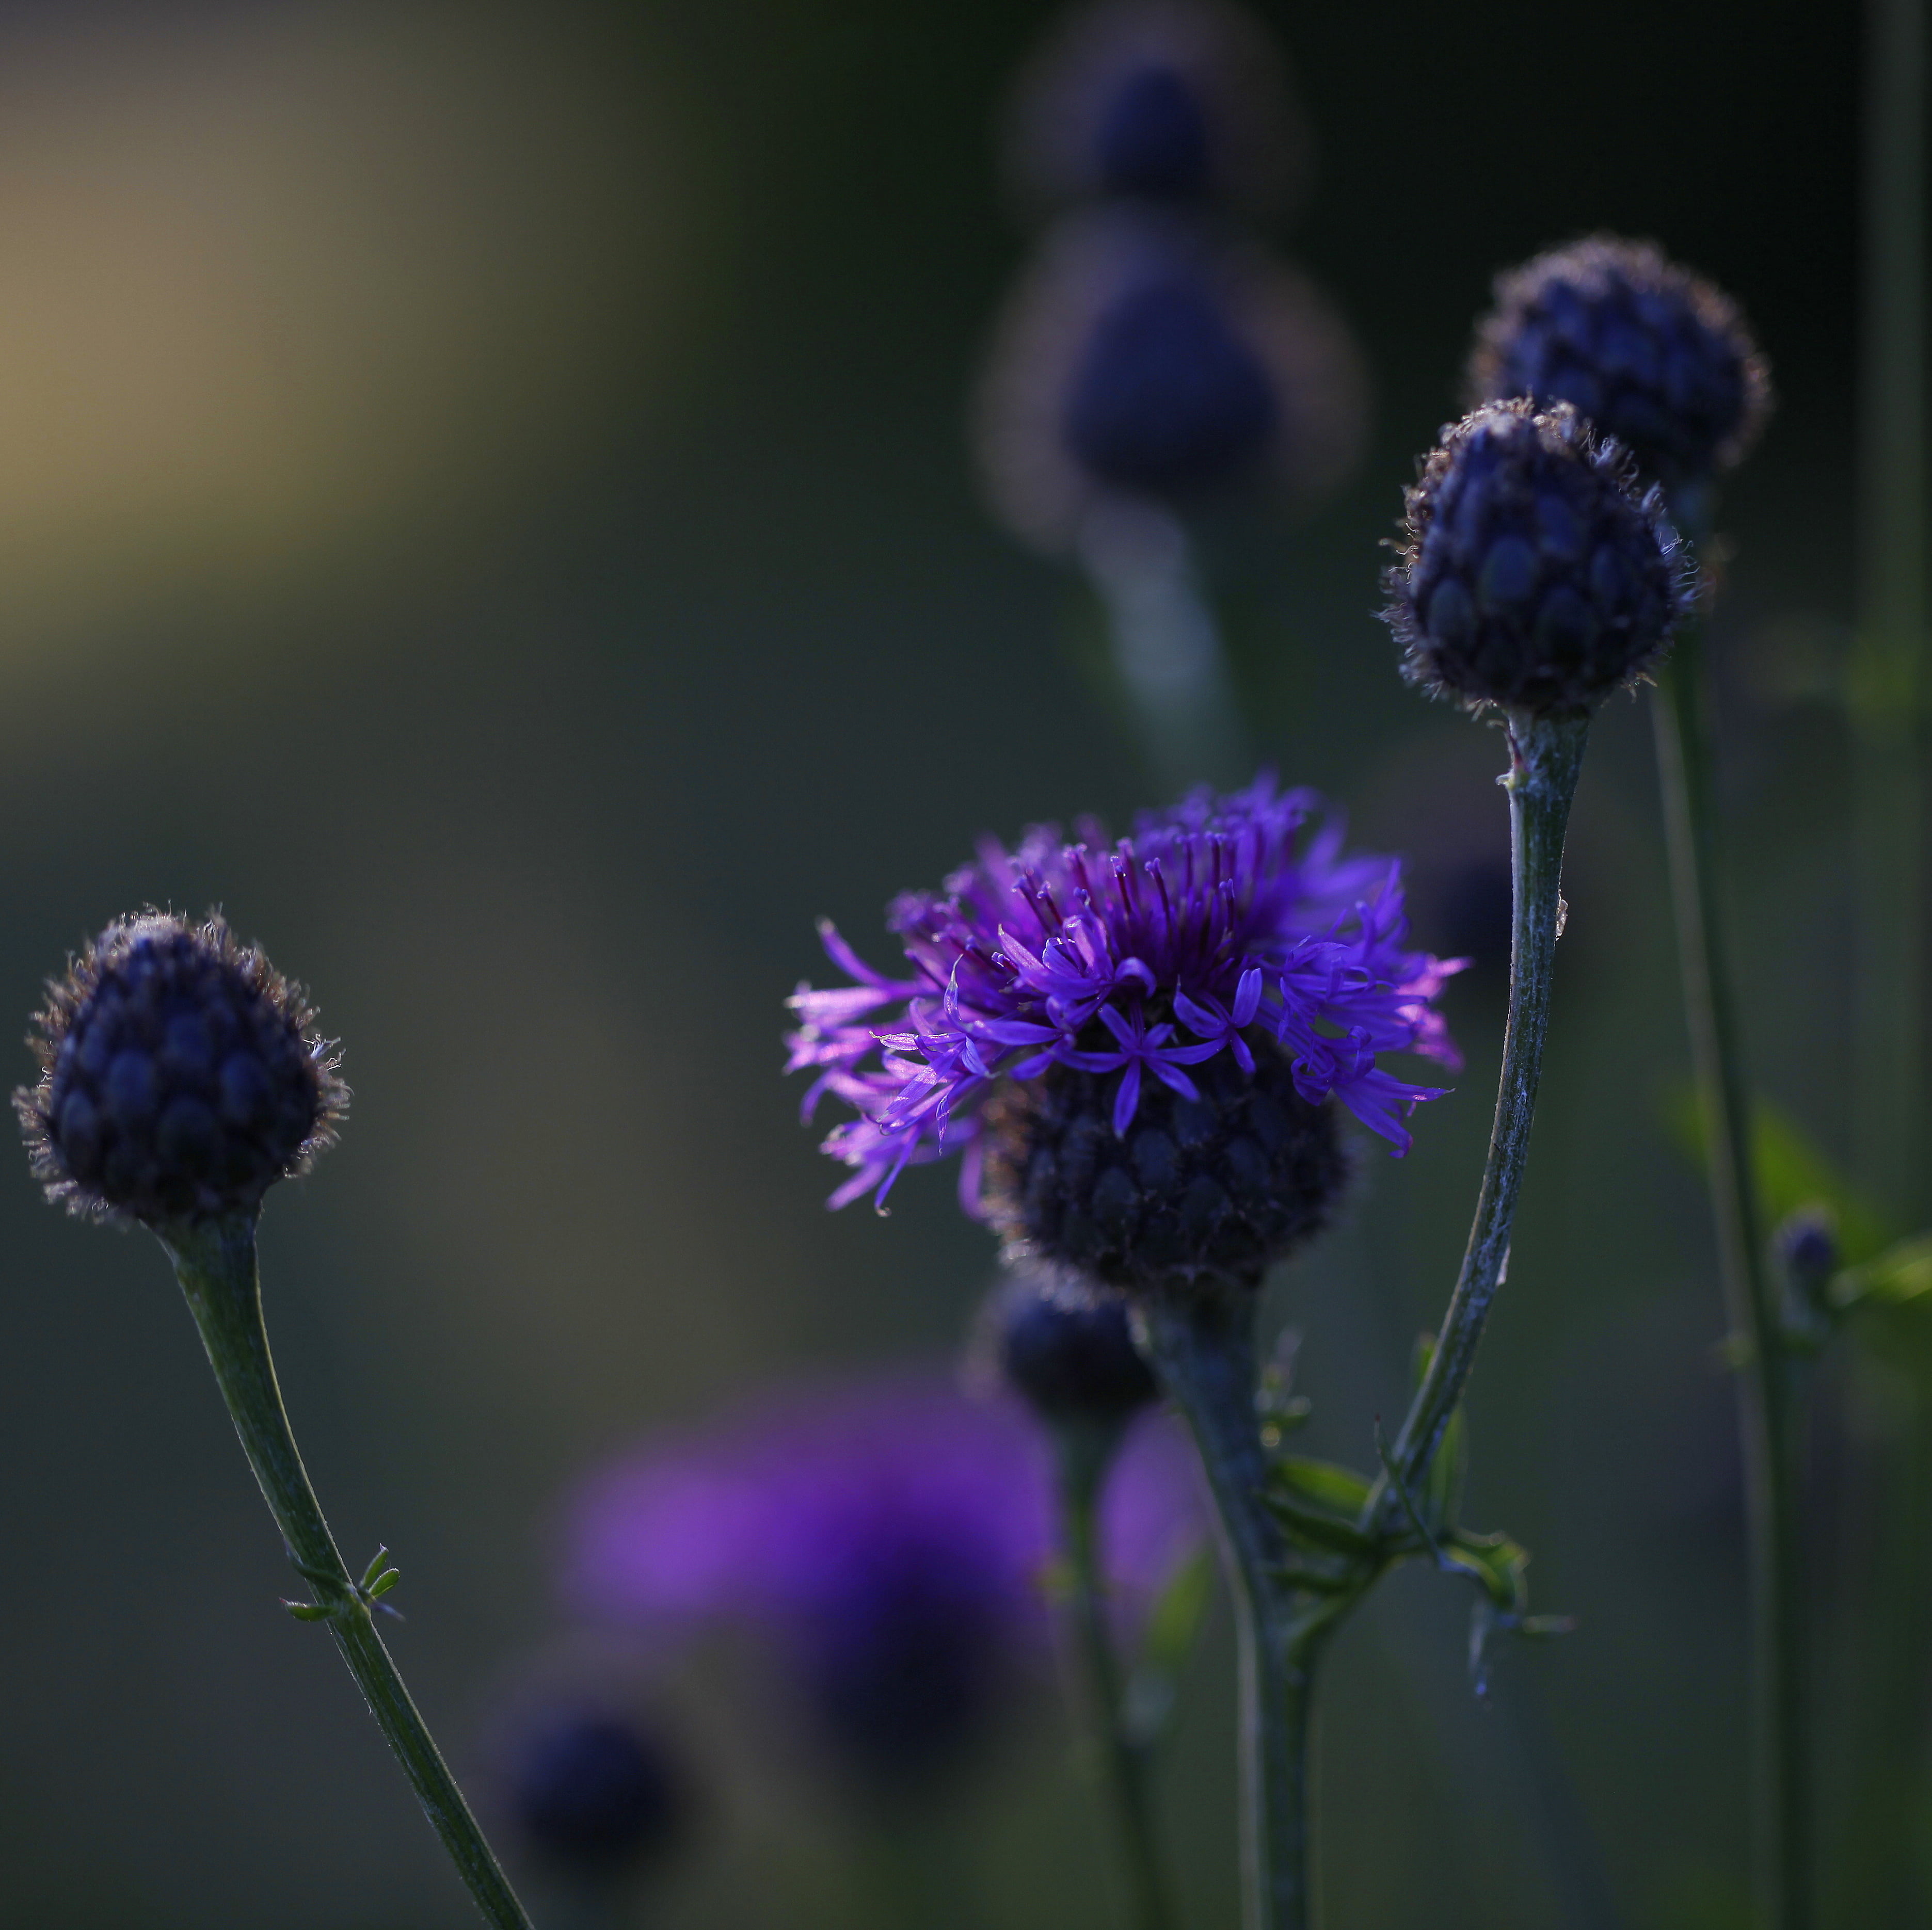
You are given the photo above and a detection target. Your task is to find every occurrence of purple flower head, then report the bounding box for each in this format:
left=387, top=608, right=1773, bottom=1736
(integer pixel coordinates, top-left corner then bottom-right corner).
left=560, top=1374, right=1203, bottom=1791
left=787, top=777, right=1458, bottom=1292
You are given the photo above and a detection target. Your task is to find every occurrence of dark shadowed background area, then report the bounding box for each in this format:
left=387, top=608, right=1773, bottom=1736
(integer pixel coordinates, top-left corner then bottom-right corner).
left=0, top=1, right=1886, bottom=1925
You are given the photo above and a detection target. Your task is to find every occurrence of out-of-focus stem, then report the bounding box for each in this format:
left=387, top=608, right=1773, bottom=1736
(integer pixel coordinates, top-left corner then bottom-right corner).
left=1838, top=1375, right=1932, bottom=1925
left=1079, top=501, right=1251, bottom=793
left=1652, top=633, right=1808, bottom=1930
left=164, top=1214, right=536, bottom=1930
left=1053, top=1425, right=1179, bottom=1930
left=1853, top=0, right=1927, bottom=1220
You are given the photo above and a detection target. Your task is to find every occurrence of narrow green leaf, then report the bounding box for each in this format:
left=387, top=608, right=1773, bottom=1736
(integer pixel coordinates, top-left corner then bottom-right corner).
left=1266, top=1562, right=1360, bottom=1596
left=1135, top=1547, right=1212, bottom=1682
left=1427, top=1406, right=1467, bottom=1533
left=1837, top=1231, right=1932, bottom=1312
left=1518, top=1614, right=1578, bottom=1638
left=1667, top=1088, right=1894, bottom=1265
left=1264, top=1489, right=1381, bottom=1557
left=1122, top=1547, right=1215, bottom=1747
left=1271, top=1455, right=1373, bottom=1516
left=1445, top=1529, right=1529, bottom=1614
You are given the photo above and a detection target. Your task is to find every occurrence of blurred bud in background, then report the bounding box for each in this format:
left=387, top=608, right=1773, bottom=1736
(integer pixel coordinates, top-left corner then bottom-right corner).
left=976, top=208, right=1365, bottom=556
left=1002, top=0, right=1310, bottom=223
left=478, top=1643, right=693, bottom=1920
left=980, top=1261, right=1159, bottom=1435
left=556, top=1373, right=1202, bottom=1803
left=976, top=0, right=1366, bottom=791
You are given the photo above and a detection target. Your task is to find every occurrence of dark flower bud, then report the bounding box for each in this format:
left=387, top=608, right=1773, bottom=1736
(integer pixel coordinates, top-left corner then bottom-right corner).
left=1383, top=398, right=1692, bottom=717
left=17, top=912, right=346, bottom=1227
left=1094, top=62, right=1212, bottom=200
left=1004, top=0, right=1307, bottom=219
left=977, top=211, right=1366, bottom=551
left=802, top=1564, right=1013, bottom=1790
left=1776, top=1209, right=1840, bottom=1351
left=505, top=1707, right=686, bottom=1878
left=1063, top=266, right=1279, bottom=493
left=982, top=1040, right=1345, bottom=1296
left=990, top=1263, right=1159, bottom=1425
left=1779, top=1213, right=1839, bottom=1282
left=1467, top=234, right=1772, bottom=492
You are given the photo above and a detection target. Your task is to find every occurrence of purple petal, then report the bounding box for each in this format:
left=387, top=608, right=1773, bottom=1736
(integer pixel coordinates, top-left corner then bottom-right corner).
left=1232, top=966, right=1264, bottom=1027
left=1149, top=1061, right=1201, bottom=1102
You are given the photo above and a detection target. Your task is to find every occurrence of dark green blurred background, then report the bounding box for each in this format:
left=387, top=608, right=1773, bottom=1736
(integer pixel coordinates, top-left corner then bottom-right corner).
left=0, top=1, right=1877, bottom=1924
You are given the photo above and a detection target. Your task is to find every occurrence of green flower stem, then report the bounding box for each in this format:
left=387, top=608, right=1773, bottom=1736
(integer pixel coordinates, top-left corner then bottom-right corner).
left=1133, top=712, right=1588, bottom=1930
left=1853, top=0, right=1927, bottom=1220
left=164, top=1213, right=536, bottom=1930
left=1137, top=1289, right=1317, bottom=1930
left=1651, top=630, right=1808, bottom=1930
left=1374, top=710, right=1589, bottom=1508
left=1052, top=1424, right=1178, bottom=1930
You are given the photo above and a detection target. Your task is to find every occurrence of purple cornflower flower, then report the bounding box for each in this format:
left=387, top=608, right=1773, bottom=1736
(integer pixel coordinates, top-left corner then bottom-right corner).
left=787, top=778, right=1457, bottom=1243
left=560, top=1374, right=1203, bottom=1790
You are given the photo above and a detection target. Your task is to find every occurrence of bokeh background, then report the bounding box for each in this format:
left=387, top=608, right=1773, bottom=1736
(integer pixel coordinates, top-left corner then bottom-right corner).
left=0, top=1, right=1884, bottom=1925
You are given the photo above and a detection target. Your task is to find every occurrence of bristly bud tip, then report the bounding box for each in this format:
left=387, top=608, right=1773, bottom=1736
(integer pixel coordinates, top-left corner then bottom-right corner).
left=1382, top=398, right=1694, bottom=718
left=17, top=910, right=347, bottom=1228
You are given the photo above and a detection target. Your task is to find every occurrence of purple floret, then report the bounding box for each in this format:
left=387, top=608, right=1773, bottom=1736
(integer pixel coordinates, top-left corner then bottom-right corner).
left=786, top=776, right=1461, bottom=1213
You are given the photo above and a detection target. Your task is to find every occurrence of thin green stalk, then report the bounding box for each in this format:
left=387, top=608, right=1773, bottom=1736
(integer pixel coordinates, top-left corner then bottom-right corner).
left=164, top=1213, right=536, bottom=1930
left=1136, top=1290, right=1316, bottom=1930
left=1079, top=502, right=1251, bottom=793
left=1835, top=1371, right=1932, bottom=1925
left=1373, top=710, right=1589, bottom=1509
left=1053, top=1425, right=1179, bottom=1930
left=1852, top=0, right=1927, bottom=1221
left=1651, top=635, right=1808, bottom=1930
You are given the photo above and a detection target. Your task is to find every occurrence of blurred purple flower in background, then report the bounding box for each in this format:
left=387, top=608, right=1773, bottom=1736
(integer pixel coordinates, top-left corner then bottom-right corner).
left=560, top=1374, right=1203, bottom=1791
